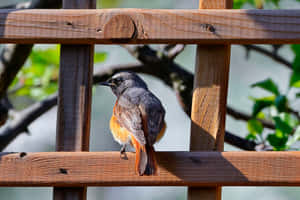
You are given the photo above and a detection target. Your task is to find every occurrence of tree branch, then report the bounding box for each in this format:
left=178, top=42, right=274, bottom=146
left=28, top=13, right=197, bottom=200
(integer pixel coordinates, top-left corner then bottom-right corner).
left=123, top=45, right=262, bottom=150
left=0, top=2, right=293, bottom=152
left=244, top=45, right=292, bottom=70
left=0, top=0, right=62, bottom=99
left=0, top=2, right=289, bottom=151
left=0, top=61, right=258, bottom=151
left=0, top=0, right=62, bottom=127
left=227, top=107, right=275, bottom=130
left=0, top=94, right=57, bottom=151
left=224, top=131, right=257, bottom=151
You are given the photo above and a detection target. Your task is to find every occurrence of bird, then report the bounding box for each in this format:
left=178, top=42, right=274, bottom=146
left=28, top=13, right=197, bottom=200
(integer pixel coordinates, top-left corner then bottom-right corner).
left=99, top=72, right=166, bottom=176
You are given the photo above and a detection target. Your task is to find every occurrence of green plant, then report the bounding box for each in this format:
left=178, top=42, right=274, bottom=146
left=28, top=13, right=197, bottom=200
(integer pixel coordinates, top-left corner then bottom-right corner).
left=9, top=45, right=107, bottom=100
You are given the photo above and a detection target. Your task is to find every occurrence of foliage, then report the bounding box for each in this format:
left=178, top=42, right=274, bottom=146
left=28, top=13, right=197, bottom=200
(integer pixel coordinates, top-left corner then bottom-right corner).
left=5, top=0, right=300, bottom=152
left=234, top=0, right=280, bottom=8
left=96, top=0, right=122, bottom=8
left=235, top=0, right=300, bottom=150
left=246, top=44, right=300, bottom=151
left=9, top=45, right=107, bottom=100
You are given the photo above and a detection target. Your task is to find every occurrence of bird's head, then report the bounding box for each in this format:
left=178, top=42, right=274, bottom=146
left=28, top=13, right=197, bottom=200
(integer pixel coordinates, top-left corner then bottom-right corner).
left=99, top=72, right=148, bottom=96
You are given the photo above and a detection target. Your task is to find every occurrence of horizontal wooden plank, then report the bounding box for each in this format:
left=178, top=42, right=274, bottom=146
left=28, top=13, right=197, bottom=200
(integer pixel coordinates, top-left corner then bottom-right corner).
left=0, top=9, right=299, bottom=44
left=0, top=151, right=299, bottom=186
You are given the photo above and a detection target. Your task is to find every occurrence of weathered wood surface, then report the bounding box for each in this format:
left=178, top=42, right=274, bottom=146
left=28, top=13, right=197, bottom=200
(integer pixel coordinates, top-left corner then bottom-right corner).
left=56, top=45, right=94, bottom=152
left=189, top=1, right=232, bottom=200
left=189, top=45, right=231, bottom=199
left=0, top=152, right=299, bottom=187
left=190, top=45, right=230, bottom=151
left=54, top=1, right=95, bottom=200
left=0, top=9, right=299, bottom=44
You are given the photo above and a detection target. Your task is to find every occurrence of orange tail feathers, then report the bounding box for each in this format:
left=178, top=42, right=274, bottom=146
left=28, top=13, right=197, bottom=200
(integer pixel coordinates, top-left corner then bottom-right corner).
left=131, top=136, right=157, bottom=176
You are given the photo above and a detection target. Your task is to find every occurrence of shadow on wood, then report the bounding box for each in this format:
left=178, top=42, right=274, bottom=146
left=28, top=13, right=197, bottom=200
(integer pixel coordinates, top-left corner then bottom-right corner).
left=0, top=152, right=299, bottom=186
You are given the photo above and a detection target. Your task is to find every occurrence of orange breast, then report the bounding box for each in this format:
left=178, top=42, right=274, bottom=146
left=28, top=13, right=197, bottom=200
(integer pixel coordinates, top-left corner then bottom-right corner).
left=110, top=114, right=131, bottom=145
left=110, top=103, right=166, bottom=145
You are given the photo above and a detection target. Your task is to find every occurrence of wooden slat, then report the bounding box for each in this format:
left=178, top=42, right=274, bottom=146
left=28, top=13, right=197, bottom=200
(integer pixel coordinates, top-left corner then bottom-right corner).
left=189, top=1, right=232, bottom=200
left=54, top=1, right=95, bottom=200
left=189, top=46, right=230, bottom=199
left=0, top=151, right=300, bottom=186
left=56, top=45, right=94, bottom=151
left=190, top=45, right=230, bottom=151
left=0, top=9, right=299, bottom=44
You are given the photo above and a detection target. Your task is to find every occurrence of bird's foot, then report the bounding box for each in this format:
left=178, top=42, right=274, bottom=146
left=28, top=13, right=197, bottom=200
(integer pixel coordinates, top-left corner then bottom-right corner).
left=120, top=144, right=128, bottom=160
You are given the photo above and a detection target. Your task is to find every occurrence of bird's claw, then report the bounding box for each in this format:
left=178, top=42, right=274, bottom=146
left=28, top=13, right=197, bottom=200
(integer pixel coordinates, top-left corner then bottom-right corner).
left=120, top=144, right=128, bottom=160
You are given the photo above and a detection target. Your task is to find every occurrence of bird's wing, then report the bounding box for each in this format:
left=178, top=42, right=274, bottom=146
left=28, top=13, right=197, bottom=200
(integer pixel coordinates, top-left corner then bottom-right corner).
left=115, top=96, right=146, bottom=145
left=139, top=93, right=165, bottom=145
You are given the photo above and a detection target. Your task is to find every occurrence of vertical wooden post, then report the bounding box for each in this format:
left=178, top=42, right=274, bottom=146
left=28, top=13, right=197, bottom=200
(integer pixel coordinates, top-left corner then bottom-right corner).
left=54, top=1, right=95, bottom=200
left=188, top=0, right=232, bottom=200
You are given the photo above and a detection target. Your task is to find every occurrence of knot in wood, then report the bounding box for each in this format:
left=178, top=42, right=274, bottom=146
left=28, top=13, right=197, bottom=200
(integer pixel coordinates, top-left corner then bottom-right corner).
left=104, top=15, right=136, bottom=39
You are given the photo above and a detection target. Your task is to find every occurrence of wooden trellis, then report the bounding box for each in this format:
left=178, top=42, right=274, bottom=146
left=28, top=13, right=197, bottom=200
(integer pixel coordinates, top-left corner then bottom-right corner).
left=1, top=0, right=300, bottom=200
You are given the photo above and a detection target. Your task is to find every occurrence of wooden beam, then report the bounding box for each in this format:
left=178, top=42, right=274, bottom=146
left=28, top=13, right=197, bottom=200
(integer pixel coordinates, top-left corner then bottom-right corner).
left=54, top=1, right=95, bottom=200
left=189, top=1, right=232, bottom=200
left=0, top=151, right=300, bottom=187
left=56, top=45, right=94, bottom=152
left=0, top=9, right=299, bottom=44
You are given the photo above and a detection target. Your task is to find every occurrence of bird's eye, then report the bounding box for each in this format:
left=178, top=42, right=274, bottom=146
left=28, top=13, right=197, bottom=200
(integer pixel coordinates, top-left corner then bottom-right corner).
left=115, top=77, right=123, bottom=83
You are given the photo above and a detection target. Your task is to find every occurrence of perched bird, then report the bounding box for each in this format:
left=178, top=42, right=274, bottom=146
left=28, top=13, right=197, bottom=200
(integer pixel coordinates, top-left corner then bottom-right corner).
left=99, top=72, right=166, bottom=176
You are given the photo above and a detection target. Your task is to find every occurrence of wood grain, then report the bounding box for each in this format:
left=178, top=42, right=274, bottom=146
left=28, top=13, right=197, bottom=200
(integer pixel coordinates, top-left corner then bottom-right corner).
left=0, top=9, right=299, bottom=44
left=199, top=0, right=232, bottom=9
left=190, top=45, right=231, bottom=151
left=54, top=1, right=95, bottom=200
left=0, top=151, right=299, bottom=186
left=56, top=45, right=94, bottom=152
left=189, top=1, right=232, bottom=200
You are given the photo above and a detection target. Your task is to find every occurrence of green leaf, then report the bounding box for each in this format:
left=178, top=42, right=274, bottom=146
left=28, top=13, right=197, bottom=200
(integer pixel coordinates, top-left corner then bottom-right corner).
left=41, top=67, right=55, bottom=85
left=274, top=95, right=287, bottom=112
left=271, top=0, right=280, bottom=6
left=267, top=130, right=288, bottom=151
left=273, top=116, right=293, bottom=135
left=97, top=0, right=121, bottom=8
left=44, top=83, right=58, bottom=95
left=287, top=126, right=300, bottom=147
left=293, top=56, right=300, bottom=72
left=16, top=87, right=31, bottom=96
left=289, top=72, right=300, bottom=87
left=94, top=52, right=107, bottom=63
left=246, top=133, right=257, bottom=140
left=11, top=45, right=62, bottom=99
left=296, top=92, right=300, bottom=98
left=290, top=44, right=300, bottom=88
left=279, top=112, right=299, bottom=127
left=30, top=45, right=60, bottom=67
left=256, top=111, right=266, bottom=119
left=9, top=77, right=19, bottom=89
left=247, top=119, right=263, bottom=135
left=233, top=0, right=255, bottom=8
left=233, top=0, right=247, bottom=8
left=291, top=44, right=300, bottom=54
left=251, top=96, right=275, bottom=117
left=251, top=78, right=279, bottom=95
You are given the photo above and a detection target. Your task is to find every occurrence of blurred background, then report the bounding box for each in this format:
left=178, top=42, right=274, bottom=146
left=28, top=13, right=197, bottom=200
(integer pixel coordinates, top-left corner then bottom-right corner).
left=0, top=0, right=300, bottom=199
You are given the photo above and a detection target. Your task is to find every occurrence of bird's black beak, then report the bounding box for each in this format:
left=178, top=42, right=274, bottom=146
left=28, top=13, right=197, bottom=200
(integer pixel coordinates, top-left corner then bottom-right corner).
left=99, top=81, right=111, bottom=87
